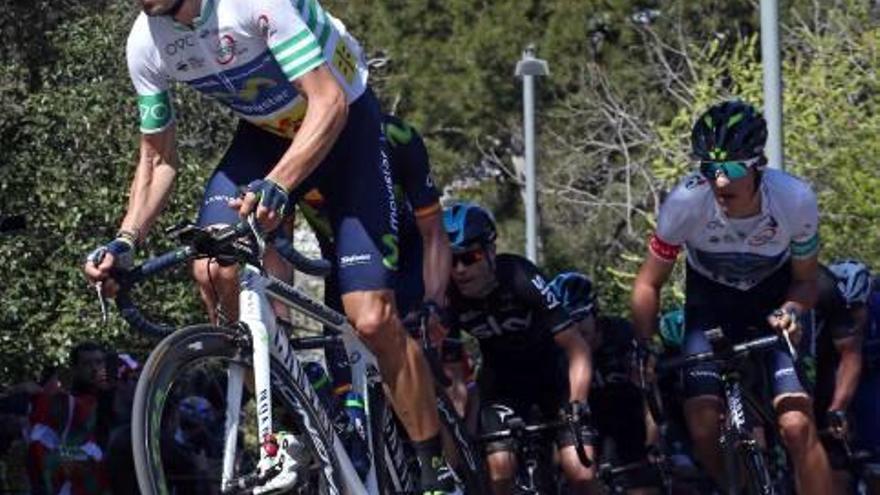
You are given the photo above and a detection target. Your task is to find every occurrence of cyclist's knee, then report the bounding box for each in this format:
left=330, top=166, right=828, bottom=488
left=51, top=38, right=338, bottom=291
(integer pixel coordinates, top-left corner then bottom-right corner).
left=684, top=396, right=723, bottom=447
left=559, top=446, right=597, bottom=484
left=345, top=290, right=402, bottom=347
left=486, top=450, right=517, bottom=481
left=777, top=407, right=815, bottom=456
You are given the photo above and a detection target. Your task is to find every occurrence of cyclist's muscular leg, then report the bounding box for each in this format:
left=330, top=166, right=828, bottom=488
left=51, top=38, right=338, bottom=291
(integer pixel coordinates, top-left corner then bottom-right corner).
left=683, top=396, right=726, bottom=485
left=486, top=451, right=517, bottom=495
left=192, top=246, right=292, bottom=324
left=558, top=444, right=601, bottom=495
left=342, top=289, right=441, bottom=440
left=775, top=395, right=832, bottom=495
left=193, top=258, right=239, bottom=324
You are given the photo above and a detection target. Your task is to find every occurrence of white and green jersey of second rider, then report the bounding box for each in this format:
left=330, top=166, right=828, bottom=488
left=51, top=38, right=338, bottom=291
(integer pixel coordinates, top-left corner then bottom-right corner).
left=127, top=0, right=368, bottom=137
left=650, top=168, right=820, bottom=289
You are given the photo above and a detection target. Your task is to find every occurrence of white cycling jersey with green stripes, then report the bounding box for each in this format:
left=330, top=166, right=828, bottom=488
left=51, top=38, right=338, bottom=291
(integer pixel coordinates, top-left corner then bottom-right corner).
left=126, top=0, right=368, bottom=138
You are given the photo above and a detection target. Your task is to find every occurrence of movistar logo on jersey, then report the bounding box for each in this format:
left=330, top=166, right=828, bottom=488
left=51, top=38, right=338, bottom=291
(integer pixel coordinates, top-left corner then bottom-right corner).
left=385, top=120, right=414, bottom=146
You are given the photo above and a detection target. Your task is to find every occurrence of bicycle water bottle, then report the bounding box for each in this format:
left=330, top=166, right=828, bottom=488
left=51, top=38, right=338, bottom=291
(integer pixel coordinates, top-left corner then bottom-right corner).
left=304, top=361, right=344, bottom=419
left=343, top=391, right=371, bottom=480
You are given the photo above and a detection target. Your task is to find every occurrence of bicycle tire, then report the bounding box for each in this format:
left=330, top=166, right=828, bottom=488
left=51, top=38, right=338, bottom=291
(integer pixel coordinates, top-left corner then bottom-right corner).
left=131, top=324, right=345, bottom=495
left=367, top=382, right=419, bottom=494
left=741, top=445, right=777, bottom=495
left=434, top=389, right=489, bottom=493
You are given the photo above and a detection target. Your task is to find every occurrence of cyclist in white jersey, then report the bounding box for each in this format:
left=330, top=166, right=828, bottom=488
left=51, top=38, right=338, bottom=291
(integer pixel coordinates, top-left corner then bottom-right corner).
left=83, top=1, right=457, bottom=491
left=631, top=100, right=832, bottom=493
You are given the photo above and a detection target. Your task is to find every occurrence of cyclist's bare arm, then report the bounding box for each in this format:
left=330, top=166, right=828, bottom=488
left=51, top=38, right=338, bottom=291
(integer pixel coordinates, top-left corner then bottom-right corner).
left=269, top=65, right=347, bottom=192
left=829, top=336, right=863, bottom=411
left=554, top=326, right=592, bottom=402
left=416, top=207, right=452, bottom=306
left=631, top=252, right=675, bottom=341
left=122, top=126, right=180, bottom=241
left=83, top=127, right=178, bottom=287
left=782, top=255, right=819, bottom=314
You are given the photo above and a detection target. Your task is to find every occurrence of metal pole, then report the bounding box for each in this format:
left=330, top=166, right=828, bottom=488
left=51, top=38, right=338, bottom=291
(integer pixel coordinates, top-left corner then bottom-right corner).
left=761, top=0, right=784, bottom=170
left=523, top=71, right=537, bottom=262
left=515, top=46, right=548, bottom=263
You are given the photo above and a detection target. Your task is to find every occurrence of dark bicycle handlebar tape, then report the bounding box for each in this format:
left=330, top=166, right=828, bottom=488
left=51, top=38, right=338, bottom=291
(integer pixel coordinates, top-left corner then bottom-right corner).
left=116, top=289, right=175, bottom=338
left=272, top=237, right=332, bottom=278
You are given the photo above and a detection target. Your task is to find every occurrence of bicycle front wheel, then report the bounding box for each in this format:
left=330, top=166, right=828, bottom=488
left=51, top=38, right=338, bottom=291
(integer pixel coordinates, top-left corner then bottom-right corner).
left=131, top=324, right=345, bottom=495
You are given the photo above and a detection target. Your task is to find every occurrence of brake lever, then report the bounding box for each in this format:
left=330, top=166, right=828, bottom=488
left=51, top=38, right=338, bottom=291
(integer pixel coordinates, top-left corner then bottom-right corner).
left=771, top=309, right=799, bottom=361
left=95, top=281, right=109, bottom=324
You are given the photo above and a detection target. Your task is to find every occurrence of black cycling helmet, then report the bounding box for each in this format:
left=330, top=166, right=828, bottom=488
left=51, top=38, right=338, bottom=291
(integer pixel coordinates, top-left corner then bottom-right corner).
left=442, top=202, right=497, bottom=251
left=549, top=272, right=596, bottom=321
left=691, top=100, right=767, bottom=162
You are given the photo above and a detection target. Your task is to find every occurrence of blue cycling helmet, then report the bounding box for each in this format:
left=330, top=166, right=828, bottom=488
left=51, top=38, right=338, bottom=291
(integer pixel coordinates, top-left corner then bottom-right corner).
left=442, top=202, right=497, bottom=251
left=658, top=308, right=685, bottom=348
left=549, top=272, right=596, bottom=321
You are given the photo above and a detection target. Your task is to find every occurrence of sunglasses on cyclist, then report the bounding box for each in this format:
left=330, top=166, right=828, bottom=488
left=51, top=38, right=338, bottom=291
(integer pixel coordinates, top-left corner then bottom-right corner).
left=452, top=249, right=486, bottom=267
left=699, top=157, right=760, bottom=181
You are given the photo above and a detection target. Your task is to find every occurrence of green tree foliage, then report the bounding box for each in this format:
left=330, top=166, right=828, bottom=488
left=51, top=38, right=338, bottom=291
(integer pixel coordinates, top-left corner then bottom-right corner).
left=1, top=2, right=234, bottom=380
left=2, top=0, right=879, bottom=380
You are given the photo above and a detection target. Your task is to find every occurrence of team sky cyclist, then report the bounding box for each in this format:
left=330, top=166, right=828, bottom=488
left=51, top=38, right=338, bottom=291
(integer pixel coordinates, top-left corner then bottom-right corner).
left=81, top=0, right=457, bottom=492
left=550, top=272, right=659, bottom=495
left=439, top=202, right=598, bottom=495
left=804, top=261, right=867, bottom=493
left=297, top=114, right=451, bottom=399
left=630, top=99, right=832, bottom=493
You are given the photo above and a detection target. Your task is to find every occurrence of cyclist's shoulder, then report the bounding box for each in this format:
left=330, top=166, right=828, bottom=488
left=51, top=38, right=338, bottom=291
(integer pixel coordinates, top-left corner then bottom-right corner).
left=127, top=13, right=160, bottom=57
left=660, top=172, right=714, bottom=213
left=494, top=253, right=539, bottom=282
left=761, top=169, right=816, bottom=206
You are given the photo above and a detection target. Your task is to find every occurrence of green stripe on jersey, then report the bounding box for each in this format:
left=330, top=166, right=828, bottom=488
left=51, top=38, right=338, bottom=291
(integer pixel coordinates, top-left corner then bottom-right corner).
left=791, top=233, right=819, bottom=258
left=137, top=92, right=173, bottom=132
left=283, top=51, right=324, bottom=80
left=270, top=29, right=311, bottom=58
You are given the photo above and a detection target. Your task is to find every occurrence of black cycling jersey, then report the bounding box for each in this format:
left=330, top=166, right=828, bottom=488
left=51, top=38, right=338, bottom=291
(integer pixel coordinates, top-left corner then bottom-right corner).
left=448, top=254, right=574, bottom=375
left=804, top=264, right=857, bottom=367
left=592, top=316, right=636, bottom=389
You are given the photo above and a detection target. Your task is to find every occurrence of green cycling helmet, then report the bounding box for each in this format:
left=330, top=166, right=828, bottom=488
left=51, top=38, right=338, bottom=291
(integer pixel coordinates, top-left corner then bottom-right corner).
left=658, top=308, right=685, bottom=348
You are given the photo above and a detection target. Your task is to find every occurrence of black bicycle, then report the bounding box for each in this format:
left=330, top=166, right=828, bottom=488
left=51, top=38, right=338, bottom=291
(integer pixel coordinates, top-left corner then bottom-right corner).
left=477, top=410, right=593, bottom=494
left=657, top=328, right=797, bottom=495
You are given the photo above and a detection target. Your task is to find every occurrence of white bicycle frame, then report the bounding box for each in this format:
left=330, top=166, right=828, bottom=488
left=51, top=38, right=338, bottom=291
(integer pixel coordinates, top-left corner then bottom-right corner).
left=219, top=263, right=381, bottom=495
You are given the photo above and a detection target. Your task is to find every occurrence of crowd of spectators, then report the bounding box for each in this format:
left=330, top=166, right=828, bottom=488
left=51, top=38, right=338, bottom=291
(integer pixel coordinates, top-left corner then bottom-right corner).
left=0, top=341, right=140, bottom=495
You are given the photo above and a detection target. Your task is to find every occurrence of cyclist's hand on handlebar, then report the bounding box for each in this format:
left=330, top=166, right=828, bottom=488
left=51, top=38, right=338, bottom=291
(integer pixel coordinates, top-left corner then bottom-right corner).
left=229, top=178, right=289, bottom=233
left=827, top=409, right=849, bottom=440
left=768, top=307, right=802, bottom=346
left=630, top=339, right=659, bottom=386
left=84, top=237, right=134, bottom=297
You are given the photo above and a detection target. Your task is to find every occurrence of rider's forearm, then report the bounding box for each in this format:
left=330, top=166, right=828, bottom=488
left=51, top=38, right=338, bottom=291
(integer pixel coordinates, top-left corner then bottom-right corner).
left=829, top=349, right=862, bottom=411
left=556, top=327, right=592, bottom=402
left=266, top=80, right=347, bottom=192
left=121, top=132, right=179, bottom=242
left=631, top=280, right=661, bottom=342
left=781, top=280, right=818, bottom=315
left=417, top=212, right=451, bottom=306
left=784, top=257, right=819, bottom=314
left=567, top=350, right=591, bottom=403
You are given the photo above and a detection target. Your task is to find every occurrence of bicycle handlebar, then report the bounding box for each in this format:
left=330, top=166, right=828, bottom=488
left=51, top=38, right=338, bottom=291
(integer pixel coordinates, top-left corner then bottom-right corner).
left=657, top=333, right=781, bottom=373
left=112, top=220, right=332, bottom=338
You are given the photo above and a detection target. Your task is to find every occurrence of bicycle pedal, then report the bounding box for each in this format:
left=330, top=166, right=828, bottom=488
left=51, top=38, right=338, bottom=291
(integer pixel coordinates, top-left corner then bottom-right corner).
left=253, top=432, right=313, bottom=494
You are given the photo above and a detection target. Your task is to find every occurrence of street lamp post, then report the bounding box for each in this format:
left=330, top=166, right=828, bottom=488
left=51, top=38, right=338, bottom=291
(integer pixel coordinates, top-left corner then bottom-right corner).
left=515, top=44, right=549, bottom=263
left=761, top=0, right=784, bottom=170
